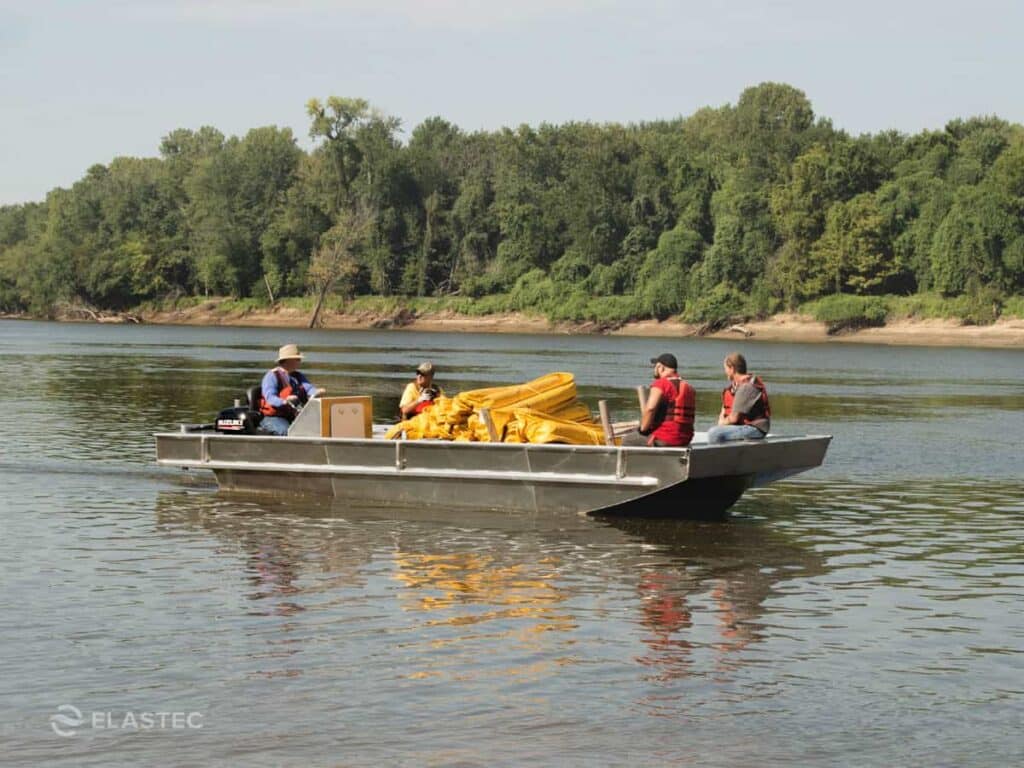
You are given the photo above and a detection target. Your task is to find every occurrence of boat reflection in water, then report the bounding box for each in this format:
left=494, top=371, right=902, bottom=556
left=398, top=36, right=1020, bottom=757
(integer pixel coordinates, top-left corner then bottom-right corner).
left=602, top=511, right=826, bottom=681
left=153, top=490, right=826, bottom=686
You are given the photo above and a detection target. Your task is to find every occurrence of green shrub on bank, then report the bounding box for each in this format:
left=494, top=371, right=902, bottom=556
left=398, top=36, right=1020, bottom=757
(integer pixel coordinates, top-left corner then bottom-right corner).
left=954, top=286, right=1003, bottom=325
left=864, top=288, right=1015, bottom=325
left=345, top=295, right=409, bottom=315
left=887, top=289, right=1005, bottom=325
left=216, top=296, right=273, bottom=314
left=683, top=283, right=749, bottom=330
left=278, top=295, right=321, bottom=313
left=886, top=293, right=955, bottom=320
left=508, top=270, right=557, bottom=312
left=134, top=294, right=210, bottom=313
left=545, top=293, right=640, bottom=327
left=1003, top=296, right=1024, bottom=318
left=434, top=293, right=512, bottom=316
left=801, top=294, right=889, bottom=334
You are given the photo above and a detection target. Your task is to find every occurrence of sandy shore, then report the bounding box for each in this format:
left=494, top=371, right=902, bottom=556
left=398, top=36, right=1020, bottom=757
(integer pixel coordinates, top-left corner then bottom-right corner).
left=612, top=315, right=1024, bottom=348
left=8, top=303, right=1020, bottom=348
left=108, top=303, right=1024, bottom=350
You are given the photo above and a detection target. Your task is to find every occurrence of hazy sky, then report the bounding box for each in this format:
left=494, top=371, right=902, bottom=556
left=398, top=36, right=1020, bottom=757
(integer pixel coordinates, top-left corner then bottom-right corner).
left=2, top=0, right=1022, bottom=204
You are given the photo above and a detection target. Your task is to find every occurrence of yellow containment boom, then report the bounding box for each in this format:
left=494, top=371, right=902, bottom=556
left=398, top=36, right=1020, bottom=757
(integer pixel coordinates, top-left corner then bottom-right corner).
left=384, top=372, right=615, bottom=445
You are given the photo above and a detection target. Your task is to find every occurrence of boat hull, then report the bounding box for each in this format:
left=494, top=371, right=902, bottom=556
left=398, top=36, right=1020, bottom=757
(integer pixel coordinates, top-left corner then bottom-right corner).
left=154, top=432, right=831, bottom=518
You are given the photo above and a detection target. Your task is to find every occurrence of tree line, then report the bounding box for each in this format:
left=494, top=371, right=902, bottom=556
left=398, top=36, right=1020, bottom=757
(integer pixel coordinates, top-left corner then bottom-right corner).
left=1, top=83, right=1022, bottom=326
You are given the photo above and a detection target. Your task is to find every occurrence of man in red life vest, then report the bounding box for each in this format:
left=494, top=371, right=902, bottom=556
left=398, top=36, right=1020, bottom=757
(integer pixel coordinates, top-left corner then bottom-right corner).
left=707, top=352, right=771, bottom=443
left=621, top=353, right=696, bottom=447
left=257, top=344, right=325, bottom=436
left=398, top=361, right=444, bottom=419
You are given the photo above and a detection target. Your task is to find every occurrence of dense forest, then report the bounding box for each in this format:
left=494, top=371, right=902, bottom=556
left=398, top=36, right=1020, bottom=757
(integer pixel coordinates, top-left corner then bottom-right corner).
left=2, top=83, right=1022, bottom=328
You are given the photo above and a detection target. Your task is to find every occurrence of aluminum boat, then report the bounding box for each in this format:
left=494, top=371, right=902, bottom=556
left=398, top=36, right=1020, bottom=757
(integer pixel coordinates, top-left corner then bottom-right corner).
left=155, top=399, right=830, bottom=517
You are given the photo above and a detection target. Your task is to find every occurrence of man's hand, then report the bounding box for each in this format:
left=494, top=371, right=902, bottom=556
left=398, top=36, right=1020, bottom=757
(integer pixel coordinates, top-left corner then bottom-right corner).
left=313, top=388, right=326, bottom=398
left=285, top=395, right=301, bottom=406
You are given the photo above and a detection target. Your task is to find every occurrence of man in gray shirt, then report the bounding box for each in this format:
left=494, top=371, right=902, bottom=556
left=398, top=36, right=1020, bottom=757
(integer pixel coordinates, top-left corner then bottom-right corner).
left=706, top=352, right=771, bottom=443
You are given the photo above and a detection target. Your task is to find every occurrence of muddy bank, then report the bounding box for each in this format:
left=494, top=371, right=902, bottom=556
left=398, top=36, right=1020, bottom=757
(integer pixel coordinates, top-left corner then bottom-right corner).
left=126, top=303, right=1024, bottom=349
left=6, top=302, right=1022, bottom=349
left=617, top=314, right=1024, bottom=348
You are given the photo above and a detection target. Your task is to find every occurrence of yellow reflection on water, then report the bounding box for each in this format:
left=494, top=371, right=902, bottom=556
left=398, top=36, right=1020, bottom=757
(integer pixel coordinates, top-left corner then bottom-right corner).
left=393, top=552, right=574, bottom=632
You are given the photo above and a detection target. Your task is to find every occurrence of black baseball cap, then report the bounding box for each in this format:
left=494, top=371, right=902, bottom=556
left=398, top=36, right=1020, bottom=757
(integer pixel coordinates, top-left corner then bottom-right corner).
left=650, top=353, right=677, bottom=369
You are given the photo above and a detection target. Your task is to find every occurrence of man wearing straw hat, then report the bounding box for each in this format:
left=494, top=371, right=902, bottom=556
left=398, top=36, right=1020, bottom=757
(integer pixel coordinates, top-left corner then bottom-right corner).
left=257, top=343, right=325, bottom=436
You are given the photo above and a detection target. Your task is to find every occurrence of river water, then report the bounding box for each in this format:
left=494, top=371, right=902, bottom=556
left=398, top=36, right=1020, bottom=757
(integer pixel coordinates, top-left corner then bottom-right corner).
left=1, top=320, right=1021, bottom=766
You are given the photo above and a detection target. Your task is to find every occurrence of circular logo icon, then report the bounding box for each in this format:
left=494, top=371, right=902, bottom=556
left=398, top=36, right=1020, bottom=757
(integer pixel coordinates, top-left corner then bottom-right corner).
left=50, top=705, right=84, bottom=738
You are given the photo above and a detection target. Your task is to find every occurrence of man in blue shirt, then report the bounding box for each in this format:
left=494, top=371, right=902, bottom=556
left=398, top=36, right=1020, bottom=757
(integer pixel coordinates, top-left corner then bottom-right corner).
left=257, top=344, right=324, bottom=436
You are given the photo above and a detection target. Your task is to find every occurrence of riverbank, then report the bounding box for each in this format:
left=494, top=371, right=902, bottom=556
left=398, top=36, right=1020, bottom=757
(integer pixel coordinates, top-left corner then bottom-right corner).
left=127, top=302, right=1024, bottom=349
left=5, top=303, right=1022, bottom=348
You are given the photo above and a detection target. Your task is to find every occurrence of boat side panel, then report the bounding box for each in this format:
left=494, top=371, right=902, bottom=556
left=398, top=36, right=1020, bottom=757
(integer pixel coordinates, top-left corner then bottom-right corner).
left=156, top=434, right=206, bottom=463
left=213, top=469, right=652, bottom=514
left=687, top=437, right=830, bottom=480
left=206, top=436, right=351, bottom=466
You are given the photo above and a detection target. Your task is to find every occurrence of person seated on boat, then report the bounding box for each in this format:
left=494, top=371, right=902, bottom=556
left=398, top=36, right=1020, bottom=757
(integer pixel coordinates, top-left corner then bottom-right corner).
left=399, top=361, right=443, bottom=419
left=706, top=352, right=770, bottom=443
left=621, top=353, right=695, bottom=447
left=257, top=344, right=325, bottom=436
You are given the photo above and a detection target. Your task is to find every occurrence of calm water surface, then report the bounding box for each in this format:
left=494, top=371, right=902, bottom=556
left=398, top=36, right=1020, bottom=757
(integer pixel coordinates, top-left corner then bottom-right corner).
left=0, top=320, right=1022, bottom=766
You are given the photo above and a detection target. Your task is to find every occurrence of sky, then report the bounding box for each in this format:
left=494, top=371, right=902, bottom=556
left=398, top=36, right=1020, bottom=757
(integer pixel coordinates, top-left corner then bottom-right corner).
left=2, top=0, right=1022, bottom=205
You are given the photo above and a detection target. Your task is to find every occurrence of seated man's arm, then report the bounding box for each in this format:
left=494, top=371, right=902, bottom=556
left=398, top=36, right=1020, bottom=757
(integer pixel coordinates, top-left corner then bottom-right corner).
left=717, top=404, right=731, bottom=425
left=297, top=374, right=322, bottom=398
left=639, top=388, right=664, bottom=434
left=399, top=383, right=419, bottom=418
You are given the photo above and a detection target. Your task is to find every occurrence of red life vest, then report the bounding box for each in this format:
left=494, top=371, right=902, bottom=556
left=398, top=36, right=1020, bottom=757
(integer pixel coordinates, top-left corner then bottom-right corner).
left=259, top=368, right=309, bottom=418
left=722, top=375, right=770, bottom=426
left=412, top=399, right=435, bottom=415
left=651, top=376, right=695, bottom=446
left=406, top=385, right=442, bottom=416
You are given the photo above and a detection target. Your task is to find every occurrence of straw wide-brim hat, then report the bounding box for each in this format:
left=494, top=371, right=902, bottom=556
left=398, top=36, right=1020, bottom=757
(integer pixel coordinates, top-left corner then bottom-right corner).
left=276, top=343, right=304, bottom=363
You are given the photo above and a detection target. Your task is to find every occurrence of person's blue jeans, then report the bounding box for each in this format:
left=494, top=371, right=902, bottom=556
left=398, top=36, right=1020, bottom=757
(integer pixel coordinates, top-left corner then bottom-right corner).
left=258, top=416, right=291, bottom=436
left=706, top=424, right=766, bottom=443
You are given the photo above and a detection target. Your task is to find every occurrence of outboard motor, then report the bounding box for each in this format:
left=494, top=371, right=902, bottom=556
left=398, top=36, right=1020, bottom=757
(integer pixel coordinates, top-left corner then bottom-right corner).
left=214, top=393, right=263, bottom=435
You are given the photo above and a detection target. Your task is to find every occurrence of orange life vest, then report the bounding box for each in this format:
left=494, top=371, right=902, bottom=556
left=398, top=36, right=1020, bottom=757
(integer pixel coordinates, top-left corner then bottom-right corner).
left=259, top=368, right=309, bottom=418
left=722, top=375, right=770, bottom=426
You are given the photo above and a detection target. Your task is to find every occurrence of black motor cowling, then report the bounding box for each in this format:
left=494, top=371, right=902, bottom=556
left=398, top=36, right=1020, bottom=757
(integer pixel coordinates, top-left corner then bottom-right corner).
left=214, top=405, right=262, bottom=435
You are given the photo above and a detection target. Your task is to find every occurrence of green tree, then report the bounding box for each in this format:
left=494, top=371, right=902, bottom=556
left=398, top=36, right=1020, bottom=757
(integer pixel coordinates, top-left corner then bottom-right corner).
left=768, top=144, right=842, bottom=304
left=634, top=226, right=704, bottom=318
left=307, top=204, right=375, bottom=327
left=701, top=170, right=776, bottom=293
left=731, top=82, right=816, bottom=179
left=813, top=193, right=897, bottom=294
left=185, top=126, right=302, bottom=297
